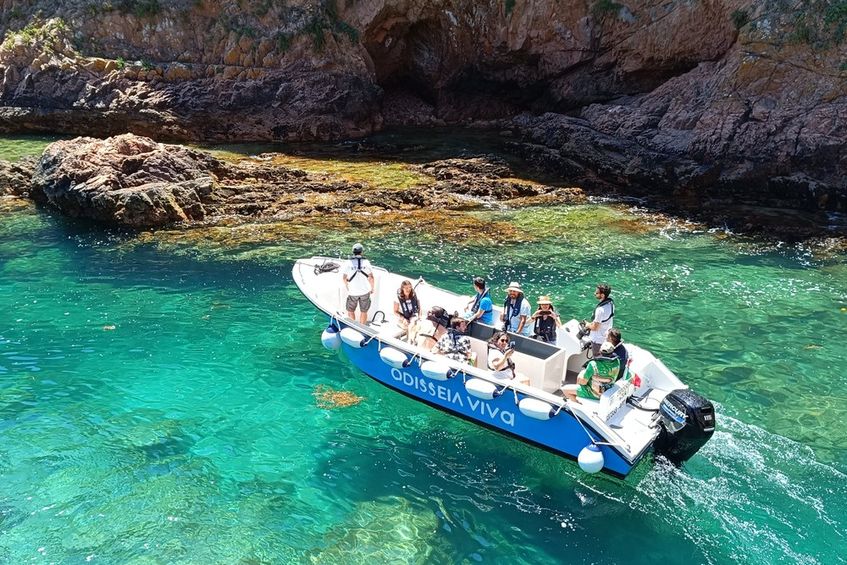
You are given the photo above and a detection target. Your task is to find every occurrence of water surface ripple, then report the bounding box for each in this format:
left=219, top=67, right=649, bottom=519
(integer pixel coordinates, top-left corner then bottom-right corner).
left=1, top=204, right=845, bottom=564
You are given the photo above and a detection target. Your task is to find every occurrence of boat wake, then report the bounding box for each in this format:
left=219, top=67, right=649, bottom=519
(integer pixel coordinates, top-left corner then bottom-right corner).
left=633, top=411, right=847, bottom=564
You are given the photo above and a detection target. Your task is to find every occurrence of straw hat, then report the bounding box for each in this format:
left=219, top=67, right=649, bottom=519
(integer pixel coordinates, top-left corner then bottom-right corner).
left=537, top=295, right=552, bottom=305
left=505, top=281, right=523, bottom=292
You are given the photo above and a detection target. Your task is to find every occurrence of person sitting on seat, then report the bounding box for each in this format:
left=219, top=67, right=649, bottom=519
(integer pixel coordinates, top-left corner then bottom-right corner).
left=530, top=295, right=562, bottom=343
left=562, top=341, right=620, bottom=403
left=431, top=316, right=472, bottom=363
left=393, top=279, right=421, bottom=343
left=487, top=331, right=530, bottom=385
left=415, top=306, right=450, bottom=349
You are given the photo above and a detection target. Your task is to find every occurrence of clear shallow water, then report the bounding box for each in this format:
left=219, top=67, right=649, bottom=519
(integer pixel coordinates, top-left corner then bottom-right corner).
left=0, top=134, right=64, bottom=162
left=1, top=203, right=846, bottom=564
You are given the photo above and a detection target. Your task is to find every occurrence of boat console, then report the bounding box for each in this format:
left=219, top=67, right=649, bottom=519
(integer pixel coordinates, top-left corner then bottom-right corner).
left=465, top=321, right=566, bottom=392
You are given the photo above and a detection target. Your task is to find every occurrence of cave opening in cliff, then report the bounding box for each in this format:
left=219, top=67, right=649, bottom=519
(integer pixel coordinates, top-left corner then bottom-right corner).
left=364, top=17, right=544, bottom=123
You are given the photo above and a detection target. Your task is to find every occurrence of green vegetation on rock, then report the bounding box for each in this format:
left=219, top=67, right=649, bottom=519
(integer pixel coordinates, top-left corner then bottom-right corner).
left=1, top=18, right=69, bottom=51
left=591, top=0, right=622, bottom=18
left=116, top=0, right=162, bottom=18
left=305, top=0, right=361, bottom=50
left=789, top=0, right=847, bottom=46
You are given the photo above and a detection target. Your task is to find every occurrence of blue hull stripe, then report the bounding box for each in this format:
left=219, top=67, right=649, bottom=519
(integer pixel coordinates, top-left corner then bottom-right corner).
left=334, top=321, right=640, bottom=477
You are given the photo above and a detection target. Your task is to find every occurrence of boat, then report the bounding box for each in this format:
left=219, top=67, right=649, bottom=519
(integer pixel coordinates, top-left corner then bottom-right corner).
left=293, top=257, right=716, bottom=478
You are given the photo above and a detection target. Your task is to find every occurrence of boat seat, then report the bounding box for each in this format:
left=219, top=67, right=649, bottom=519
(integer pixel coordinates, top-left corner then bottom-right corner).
left=563, top=369, right=579, bottom=385
left=468, top=338, right=490, bottom=371
left=370, top=317, right=406, bottom=339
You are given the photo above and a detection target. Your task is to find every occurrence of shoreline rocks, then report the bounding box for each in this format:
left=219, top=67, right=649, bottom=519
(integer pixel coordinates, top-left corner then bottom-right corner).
left=22, top=133, right=585, bottom=229
left=0, top=156, right=35, bottom=197
left=0, top=2, right=844, bottom=232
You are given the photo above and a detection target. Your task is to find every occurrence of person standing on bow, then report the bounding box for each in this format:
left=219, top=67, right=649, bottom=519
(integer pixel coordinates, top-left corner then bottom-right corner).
left=584, top=283, right=615, bottom=357
left=394, top=279, right=421, bottom=343
left=501, top=281, right=531, bottom=336
left=464, top=276, right=494, bottom=326
left=342, top=243, right=375, bottom=324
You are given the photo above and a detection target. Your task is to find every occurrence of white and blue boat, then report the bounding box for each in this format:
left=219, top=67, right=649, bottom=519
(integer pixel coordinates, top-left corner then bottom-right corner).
left=293, top=257, right=715, bottom=478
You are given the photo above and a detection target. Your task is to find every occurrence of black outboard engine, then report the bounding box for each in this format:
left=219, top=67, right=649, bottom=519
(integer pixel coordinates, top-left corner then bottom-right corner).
left=654, top=389, right=716, bottom=465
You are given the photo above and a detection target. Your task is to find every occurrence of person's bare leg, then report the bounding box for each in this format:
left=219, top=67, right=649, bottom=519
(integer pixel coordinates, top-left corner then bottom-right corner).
left=564, top=390, right=580, bottom=403
left=347, top=310, right=355, bottom=320
left=359, top=310, right=368, bottom=324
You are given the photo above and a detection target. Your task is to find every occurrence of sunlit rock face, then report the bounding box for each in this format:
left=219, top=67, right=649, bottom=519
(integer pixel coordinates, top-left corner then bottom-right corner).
left=0, top=1, right=844, bottom=225
left=30, top=134, right=221, bottom=227
left=28, top=133, right=582, bottom=228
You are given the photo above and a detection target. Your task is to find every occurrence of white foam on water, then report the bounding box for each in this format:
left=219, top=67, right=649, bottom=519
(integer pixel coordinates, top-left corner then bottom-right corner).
left=632, top=413, right=847, bottom=565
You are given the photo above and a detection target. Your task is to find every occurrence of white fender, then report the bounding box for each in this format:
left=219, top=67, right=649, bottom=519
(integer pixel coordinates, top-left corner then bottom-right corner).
left=578, top=444, right=604, bottom=474
left=379, top=347, right=407, bottom=369
left=339, top=327, right=366, bottom=348
left=321, top=328, right=341, bottom=351
left=420, top=360, right=450, bottom=381
left=465, top=378, right=498, bottom=400
left=519, top=397, right=555, bottom=421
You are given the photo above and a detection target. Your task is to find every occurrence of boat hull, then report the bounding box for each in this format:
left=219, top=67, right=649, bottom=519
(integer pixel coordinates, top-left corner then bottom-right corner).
left=332, top=318, right=640, bottom=478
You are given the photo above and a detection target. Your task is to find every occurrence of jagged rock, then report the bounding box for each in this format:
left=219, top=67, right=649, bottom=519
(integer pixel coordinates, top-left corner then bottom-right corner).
left=0, top=156, right=35, bottom=197
left=30, top=134, right=221, bottom=227
left=26, top=133, right=583, bottom=228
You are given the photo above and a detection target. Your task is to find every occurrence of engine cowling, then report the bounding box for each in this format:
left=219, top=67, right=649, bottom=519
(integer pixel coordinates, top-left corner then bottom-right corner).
left=654, top=389, right=715, bottom=465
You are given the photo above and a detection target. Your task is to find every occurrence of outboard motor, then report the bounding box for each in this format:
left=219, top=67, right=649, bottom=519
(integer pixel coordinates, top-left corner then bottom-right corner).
left=654, top=389, right=715, bottom=465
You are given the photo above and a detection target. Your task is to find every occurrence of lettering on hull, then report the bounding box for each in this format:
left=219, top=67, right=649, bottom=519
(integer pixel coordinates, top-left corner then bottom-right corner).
left=390, top=368, right=515, bottom=427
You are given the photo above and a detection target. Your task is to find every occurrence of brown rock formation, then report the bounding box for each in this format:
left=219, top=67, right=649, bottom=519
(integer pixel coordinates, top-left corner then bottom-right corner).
left=31, top=134, right=221, bottom=226
left=0, top=1, right=845, bottom=233
left=0, top=155, right=34, bottom=196
left=28, top=133, right=581, bottom=228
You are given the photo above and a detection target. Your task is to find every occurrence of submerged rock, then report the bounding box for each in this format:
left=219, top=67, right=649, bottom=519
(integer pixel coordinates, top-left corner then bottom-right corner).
left=0, top=156, right=35, bottom=197
left=307, top=496, right=438, bottom=564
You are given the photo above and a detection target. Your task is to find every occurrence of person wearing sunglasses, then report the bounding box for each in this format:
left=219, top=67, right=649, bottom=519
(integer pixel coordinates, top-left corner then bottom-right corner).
left=487, top=331, right=529, bottom=385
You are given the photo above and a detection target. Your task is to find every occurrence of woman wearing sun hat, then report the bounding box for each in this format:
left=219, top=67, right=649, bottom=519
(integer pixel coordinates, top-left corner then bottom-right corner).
left=530, top=295, right=562, bottom=343
left=501, top=281, right=532, bottom=336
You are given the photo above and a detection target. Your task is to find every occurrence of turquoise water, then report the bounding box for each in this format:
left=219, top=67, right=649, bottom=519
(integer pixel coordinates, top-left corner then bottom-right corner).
left=1, top=201, right=846, bottom=564
left=0, top=134, right=65, bottom=162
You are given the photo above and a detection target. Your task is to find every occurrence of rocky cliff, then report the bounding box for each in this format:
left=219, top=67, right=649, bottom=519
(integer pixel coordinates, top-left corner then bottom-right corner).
left=0, top=0, right=845, bottom=232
